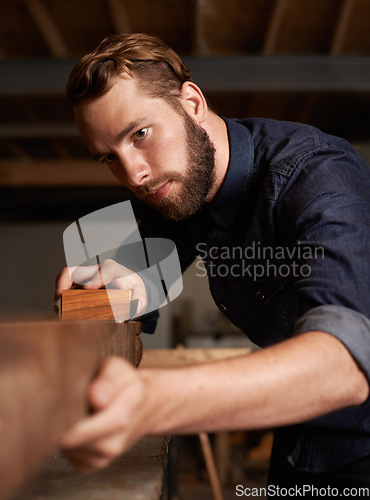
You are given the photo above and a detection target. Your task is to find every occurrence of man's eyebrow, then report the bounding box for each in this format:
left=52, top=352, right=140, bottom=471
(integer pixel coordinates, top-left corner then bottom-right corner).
left=92, top=118, right=147, bottom=162
left=117, top=118, right=147, bottom=141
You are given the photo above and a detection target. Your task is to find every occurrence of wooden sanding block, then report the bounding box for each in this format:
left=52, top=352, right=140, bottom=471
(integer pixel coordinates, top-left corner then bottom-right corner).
left=60, top=289, right=133, bottom=321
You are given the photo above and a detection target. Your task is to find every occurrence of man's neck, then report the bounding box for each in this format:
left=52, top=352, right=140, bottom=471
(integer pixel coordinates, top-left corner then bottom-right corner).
left=204, top=112, right=230, bottom=203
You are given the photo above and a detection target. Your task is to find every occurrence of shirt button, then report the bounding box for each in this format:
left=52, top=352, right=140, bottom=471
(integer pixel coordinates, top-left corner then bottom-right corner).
left=219, top=304, right=227, bottom=311
left=362, top=417, right=370, bottom=432
left=256, top=291, right=265, bottom=301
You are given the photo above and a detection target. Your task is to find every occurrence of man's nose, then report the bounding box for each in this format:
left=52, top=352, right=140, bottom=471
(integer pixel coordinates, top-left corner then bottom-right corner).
left=118, top=151, right=151, bottom=187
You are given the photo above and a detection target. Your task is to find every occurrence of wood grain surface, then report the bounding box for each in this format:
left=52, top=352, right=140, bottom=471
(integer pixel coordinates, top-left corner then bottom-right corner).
left=0, top=320, right=140, bottom=500
left=60, top=289, right=132, bottom=321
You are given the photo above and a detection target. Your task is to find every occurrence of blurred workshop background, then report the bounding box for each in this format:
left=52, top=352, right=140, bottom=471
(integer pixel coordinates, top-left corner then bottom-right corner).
left=1, top=0, right=370, bottom=344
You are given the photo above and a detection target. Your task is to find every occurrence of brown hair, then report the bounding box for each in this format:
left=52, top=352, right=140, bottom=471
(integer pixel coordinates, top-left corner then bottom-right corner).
left=66, top=33, right=192, bottom=109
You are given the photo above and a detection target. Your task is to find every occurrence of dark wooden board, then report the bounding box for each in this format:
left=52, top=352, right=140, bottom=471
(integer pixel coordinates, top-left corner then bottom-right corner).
left=0, top=320, right=140, bottom=500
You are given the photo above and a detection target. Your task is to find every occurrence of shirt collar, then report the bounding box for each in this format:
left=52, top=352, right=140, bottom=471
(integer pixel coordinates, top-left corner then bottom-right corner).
left=207, top=117, right=254, bottom=229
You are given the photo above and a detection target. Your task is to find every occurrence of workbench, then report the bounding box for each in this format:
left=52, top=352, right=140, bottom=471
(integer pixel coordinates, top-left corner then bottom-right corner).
left=17, top=436, right=169, bottom=500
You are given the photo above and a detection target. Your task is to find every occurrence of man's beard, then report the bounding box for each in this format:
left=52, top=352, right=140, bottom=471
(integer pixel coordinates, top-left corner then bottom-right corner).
left=136, top=112, right=216, bottom=221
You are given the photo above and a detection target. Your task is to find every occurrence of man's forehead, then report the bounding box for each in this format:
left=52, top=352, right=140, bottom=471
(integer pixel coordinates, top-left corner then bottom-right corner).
left=74, top=75, right=142, bottom=111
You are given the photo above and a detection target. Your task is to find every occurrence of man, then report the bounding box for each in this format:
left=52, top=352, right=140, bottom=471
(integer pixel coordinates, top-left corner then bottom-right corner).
left=56, top=33, right=370, bottom=493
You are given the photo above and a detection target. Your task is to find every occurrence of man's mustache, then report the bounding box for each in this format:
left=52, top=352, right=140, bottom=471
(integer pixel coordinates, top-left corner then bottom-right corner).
left=135, top=173, right=185, bottom=197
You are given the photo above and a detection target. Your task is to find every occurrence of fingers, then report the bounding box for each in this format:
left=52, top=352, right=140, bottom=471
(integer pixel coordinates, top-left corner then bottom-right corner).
left=61, top=358, right=142, bottom=451
left=55, top=261, right=115, bottom=297
left=71, top=264, right=103, bottom=288
left=55, top=259, right=148, bottom=318
left=55, top=264, right=102, bottom=297
left=63, top=426, right=142, bottom=474
left=62, top=359, right=152, bottom=474
left=61, top=403, right=121, bottom=450
left=60, top=378, right=144, bottom=472
left=55, top=266, right=77, bottom=300
left=54, top=265, right=101, bottom=317
left=100, top=260, right=148, bottom=316
left=63, top=446, right=112, bottom=474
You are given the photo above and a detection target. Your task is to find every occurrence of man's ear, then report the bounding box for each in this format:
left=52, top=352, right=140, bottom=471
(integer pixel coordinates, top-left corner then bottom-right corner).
left=180, top=82, right=208, bottom=123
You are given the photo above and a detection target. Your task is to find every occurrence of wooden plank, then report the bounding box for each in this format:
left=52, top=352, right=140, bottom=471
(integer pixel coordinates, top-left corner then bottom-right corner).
left=194, top=0, right=210, bottom=55
left=334, top=0, right=370, bottom=54
left=0, top=123, right=79, bottom=138
left=263, top=0, right=341, bottom=54
left=24, top=0, right=68, bottom=57
left=107, top=0, right=131, bottom=34
left=194, top=0, right=274, bottom=55
left=330, top=0, right=357, bottom=55
left=60, top=289, right=132, bottom=321
left=0, top=0, right=50, bottom=57
left=44, top=0, right=113, bottom=57
left=0, top=160, right=121, bottom=186
left=0, top=320, right=140, bottom=500
left=263, top=0, right=288, bottom=54
left=122, top=0, right=193, bottom=53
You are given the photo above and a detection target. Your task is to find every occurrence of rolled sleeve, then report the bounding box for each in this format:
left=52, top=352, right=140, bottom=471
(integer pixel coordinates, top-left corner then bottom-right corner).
left=294, top=304, right=370, bottom=381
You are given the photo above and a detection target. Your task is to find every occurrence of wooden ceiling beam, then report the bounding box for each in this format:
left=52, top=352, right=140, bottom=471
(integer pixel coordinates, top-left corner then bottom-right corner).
left=107, top=0, right=131, bottom=34
left=0, top=123, right=79, bottom=138
left=330, top=0, right=357, bottom=55
left=193, top=0, right=210, bottom=56
left=263, top=0, right=289, bottom=55
left=23, top=0, right=68, bottom=57
left=0, top=160, right=121, bottom=186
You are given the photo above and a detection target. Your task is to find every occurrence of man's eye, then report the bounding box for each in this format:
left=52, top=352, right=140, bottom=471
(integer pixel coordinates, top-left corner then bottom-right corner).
left=134, top=128, right=147, bottom=139
left=103, top=153, right=116, bottom=163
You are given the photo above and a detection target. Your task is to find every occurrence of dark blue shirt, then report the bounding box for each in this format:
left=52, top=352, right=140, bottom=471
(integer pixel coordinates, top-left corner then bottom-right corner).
left=138, top=117, right=370, bottom=472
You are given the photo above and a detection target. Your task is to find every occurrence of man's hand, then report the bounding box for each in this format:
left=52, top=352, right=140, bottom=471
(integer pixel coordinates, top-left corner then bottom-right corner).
left=60, top=357, right=148, bottom=474
left=55, top=259, right=148, bottom=316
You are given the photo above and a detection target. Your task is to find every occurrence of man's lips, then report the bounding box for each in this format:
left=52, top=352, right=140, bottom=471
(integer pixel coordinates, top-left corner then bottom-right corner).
left=145, top=180, right=172, bottom=201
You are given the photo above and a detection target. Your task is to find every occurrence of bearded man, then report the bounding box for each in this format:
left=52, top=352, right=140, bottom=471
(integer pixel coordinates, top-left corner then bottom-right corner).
left=56, top=33, right=370, bottom=495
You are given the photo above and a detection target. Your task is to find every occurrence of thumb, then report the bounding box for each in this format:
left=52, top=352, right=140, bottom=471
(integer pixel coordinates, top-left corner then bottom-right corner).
left=125, top=273, right=148, bottom=317
left=71, top=265, right=102, bottom=287
left=88, top=357, right=135, bottom=411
